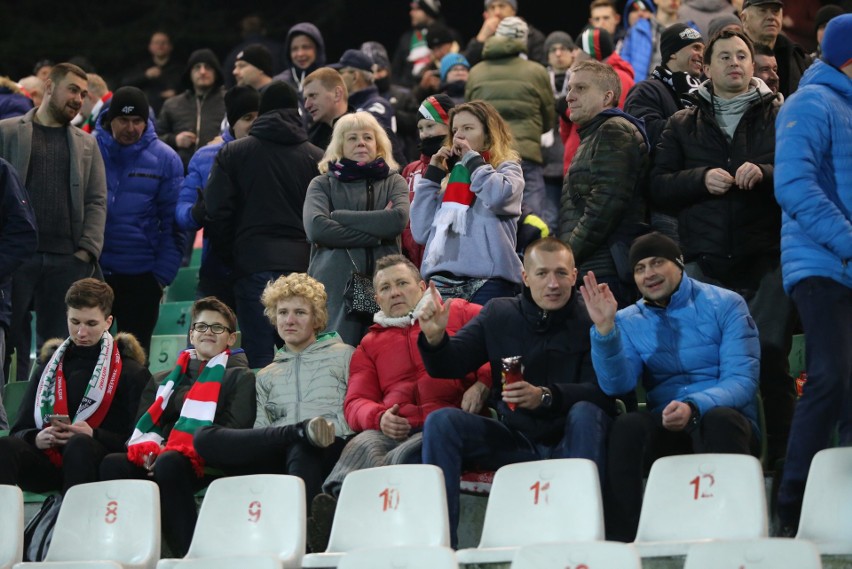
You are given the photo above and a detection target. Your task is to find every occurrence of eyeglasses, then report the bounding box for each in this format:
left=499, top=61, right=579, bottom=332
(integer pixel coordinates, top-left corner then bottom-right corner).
left=191, top=322, right=231, bottom=334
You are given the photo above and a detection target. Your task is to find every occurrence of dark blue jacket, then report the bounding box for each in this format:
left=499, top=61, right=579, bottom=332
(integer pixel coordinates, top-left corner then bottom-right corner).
left=0, top=157, right=38, bottom=328
left=95, top=113, right=185, bottom=286
left=349, top=86, right=407, bottom=166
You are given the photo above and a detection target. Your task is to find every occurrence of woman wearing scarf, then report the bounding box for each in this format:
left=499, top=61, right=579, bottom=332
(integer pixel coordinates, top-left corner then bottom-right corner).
left=410, top=100, right=525, bottom=305
left=303, top=112, right=409, bottom=347
left=0, top=279, right=149, bottom=493
left=99, top=296, right=256, bottom=557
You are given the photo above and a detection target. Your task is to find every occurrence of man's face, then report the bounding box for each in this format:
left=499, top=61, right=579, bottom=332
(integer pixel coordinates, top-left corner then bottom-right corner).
left=190, top=309, right=236, bottom=360
left=522, top=247, right=578, bottom=311
left=754, top=53, right=779, bottom=93
left=548, top=43, right=575, bottom=72
left=669, top=41, right=704, bottom=77
left=704, top=36, right=754, bottom=98
left=44, top=73, right=87, bottom=125
left=628, top=4, right=653, bottom=27
left=742, top=5, right=782, bottom=44
left=67, top=306, right=112, bottom=347
left=149, top=33, right=172, bottom=58
left=191, top=62, right=216, bottom=92
left=111, top=116, right=146, bottom=146
left=374, top=263, right=427, bottom=317
left=339, top=67, right=358, bottom=93
left=633, top=256, right=682, bottom=305
left=232, top=111, right=258, bottom=139
left=233, top=60, right=264, bottom=88
left=445, top=65, right=469, bottom=83
left=417, top=118, right=448, bottom=140
left=290, top=34, right=317, bottom=70
left=566, top=69, right=613, bottom=126
left=410, top=3, right=433, bottom=27
left=487, top=1, right=517, bottom=20
left=658, top=0, right=681, bottom=16
left=303, top=81, right=339, bottom=125
left=590, top=6, right=620, bottom=36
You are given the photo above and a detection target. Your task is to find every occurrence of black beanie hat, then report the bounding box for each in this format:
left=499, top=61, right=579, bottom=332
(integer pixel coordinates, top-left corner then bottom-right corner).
left=236, top=44, right=274, bottom=77
left=660, top=23, right=704, bottom=64
left=105, top=86, right=149, bottom=124
left=416, top=0, right=442, bottom=19
left=629, top=232, right=685, bottom=271
left=225, top=86, right=261, bottom=133
left=258, top=81, right=299, bottom=114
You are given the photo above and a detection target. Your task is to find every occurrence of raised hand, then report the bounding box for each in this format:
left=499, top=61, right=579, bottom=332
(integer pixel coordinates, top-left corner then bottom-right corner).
left=579, top=271, right=618, bottom=335
left=429, top=145, right=453, bottom=170
left=417, top=282, right=452, bottom=346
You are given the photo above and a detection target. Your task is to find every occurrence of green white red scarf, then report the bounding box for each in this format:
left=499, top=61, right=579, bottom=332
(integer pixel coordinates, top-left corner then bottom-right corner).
left=408, top=29, right=431, bottom=77
left=34, top=332, right=123, bottom=466
left=127, top=349, right=228, bottom=477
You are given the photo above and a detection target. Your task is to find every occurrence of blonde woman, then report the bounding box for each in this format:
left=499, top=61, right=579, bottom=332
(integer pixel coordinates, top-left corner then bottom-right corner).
left=303, top=111, right=409, bottom=346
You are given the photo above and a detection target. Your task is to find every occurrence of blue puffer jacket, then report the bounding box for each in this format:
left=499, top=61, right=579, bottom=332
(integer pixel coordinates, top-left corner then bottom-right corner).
left=95, top=114, right=186, bottom=285
left=774, top=59, right=852, bottom=293
left=591, top=275, right=760, bottom=433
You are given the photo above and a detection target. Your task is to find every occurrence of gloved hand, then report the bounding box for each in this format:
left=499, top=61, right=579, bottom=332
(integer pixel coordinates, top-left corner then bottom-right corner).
left=190, top=187, right=206, bottom=226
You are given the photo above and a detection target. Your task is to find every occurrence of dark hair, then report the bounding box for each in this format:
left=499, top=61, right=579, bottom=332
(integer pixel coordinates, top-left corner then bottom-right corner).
left=524, top=237, right=573, bottom=261
left=191, top=296, right=237, bottom=332
left=48, top=62, right=87, bottom=85
left=705, top=29, right=755, bottom=65
left=753, top=43, right=775, bottom=57
left=374, top=254, right=423, bottom=286
left=65, top=278, right=114, bottom=315
left=589, top=0, right=617, bottom=12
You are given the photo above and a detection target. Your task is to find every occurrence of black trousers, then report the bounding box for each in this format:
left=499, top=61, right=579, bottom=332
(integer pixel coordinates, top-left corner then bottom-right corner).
left=0, top=433, right=108, bottom=493
left=105, top=272, right=163, bottom=359
left=604, top=407, right=760, bottom=542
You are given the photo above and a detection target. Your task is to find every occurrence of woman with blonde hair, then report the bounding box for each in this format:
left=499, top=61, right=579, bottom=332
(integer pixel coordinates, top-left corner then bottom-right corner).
left=410, top=99, right=525, bottom=305
left=303, top=111, right=409, bottom=346
left=194, top=273, right=354, bottom=505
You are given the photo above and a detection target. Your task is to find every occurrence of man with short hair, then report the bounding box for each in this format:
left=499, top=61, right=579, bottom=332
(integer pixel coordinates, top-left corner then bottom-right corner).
left=652, top=30, right=794, bottom=463
left=121, top=31, right=183, bottom=115
left=302, top=68, right=350, bottom=151
left=581, top=232, right=760, bottom=541
left=74, top=73, right=112, bottom=134
left=0, top=62, right=107, bottom=381
left=754, top=43, right=781, bottom=95
left=589, top=0, right=623, bottom=39
left=464, top=0, right=547, bottom=66
left=418, top=237, right=617, bottom=548
left=232, top=44, right=274, bottom=92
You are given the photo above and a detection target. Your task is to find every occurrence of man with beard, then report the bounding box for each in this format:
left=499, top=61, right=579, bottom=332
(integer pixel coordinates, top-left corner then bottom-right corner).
left=0, top=62, right=106, bottom=381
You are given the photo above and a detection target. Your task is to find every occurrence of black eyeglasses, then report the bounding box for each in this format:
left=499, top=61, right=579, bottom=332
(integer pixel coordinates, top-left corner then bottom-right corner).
left=191, top=322, right=231, bottom=334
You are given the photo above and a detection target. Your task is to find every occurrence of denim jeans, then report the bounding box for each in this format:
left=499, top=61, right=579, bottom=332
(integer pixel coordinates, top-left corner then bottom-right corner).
left=234, top=270, right=287, bottom=369
left=422, top=401, right=611, bottom=547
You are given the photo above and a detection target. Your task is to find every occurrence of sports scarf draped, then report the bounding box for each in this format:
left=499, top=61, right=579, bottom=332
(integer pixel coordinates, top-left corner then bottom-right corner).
left=423, top=151, right=490, bottom=267
left=127, top=349, right=229, bottom=477
left=408, top=29, right=431, bottom=77
left=34, top=332, right=123, bottom=467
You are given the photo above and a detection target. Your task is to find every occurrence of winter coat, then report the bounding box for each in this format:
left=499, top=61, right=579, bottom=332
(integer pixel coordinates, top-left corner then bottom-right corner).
left=463, top=23, right=547, bottom=67
left=255, top=332, right=354, bottom=437
left=0, top=157, right=38, bottom=329
left=157, top=86, right=226, bottom=170
left=348, top=86, right=407, bottom=167
left=678, top=0, right=737, bottom=37
left=401, top=155, right=429, bottom=269
left=620, top=0, right=664, bottom=81
left=204, top=108, right=323, bottom=278
left=303, top=170, right=409, bottom=346
left=624, top=75, right=684, bottom=150
left=345, top=300, right=489, bottom=432
left=121, top=56, right=184, bottom=116
left=774, top=33, right=811, bottom=99
left=419, top=290, right=616, bottom=443
left=272, top=23, right=327, bottom=94
left=774, top=59, right=852, bottom=292
left=0, top=78, right=33, bottom=120
left=466, top=36, right=555, bottom=164
left=591, top=274, right=760, bottom=433
left=95, top=114, right=185, bottom=286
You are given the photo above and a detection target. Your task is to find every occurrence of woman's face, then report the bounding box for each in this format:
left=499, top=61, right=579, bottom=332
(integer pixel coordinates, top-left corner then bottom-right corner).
left=452, top=110, right=487, bottom=153
left=342, top=128, right=378, bottom=163
left=275, top=296, right=317, bottom=352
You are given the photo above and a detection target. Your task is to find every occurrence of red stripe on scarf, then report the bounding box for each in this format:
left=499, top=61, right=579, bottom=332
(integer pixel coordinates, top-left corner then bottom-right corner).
left=188, top=381, right=222, bottom=402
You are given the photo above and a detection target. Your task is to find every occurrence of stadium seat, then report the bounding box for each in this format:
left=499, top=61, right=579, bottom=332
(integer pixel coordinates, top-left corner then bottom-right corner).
left=189, top=247, right=202, bottom=269
left=796, top=447, right=852, bottom=555
left=1, top=485, right=23, bottom=569
left=456, top=459, right=604, bottom=565
left=301, top=464, right=450, bottom=568
left=156, top=474, right=305, bottom=569
left=16, top=479, right=160, bottom=569
left=153, top=302, right=193, bottom=336
left=683, top=538, right=822, bottom=569
left=2, top=382, right=29, bottom=429
left=148, top=335, right=188, bottom=374
left=336, top=546, right=457, bottom=569
left=633, top=453, right=768, bottom=557
left=164, top=268, right=198, bottom=303
left=511, top=541, right=642, bottom=569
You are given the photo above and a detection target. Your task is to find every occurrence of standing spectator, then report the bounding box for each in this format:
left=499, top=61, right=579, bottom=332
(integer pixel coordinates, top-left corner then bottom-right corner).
left=94, top=87, right=185, bottom=358
left=774, top=14, right=852, bottom=535
left=679, top=0, right=737, bottom=36
left=438, top=52, right=470, bottom=105
left=620, top=0, right=667, bottom=82
left=33, top=60, right=54, bottom=82
left=542, top=31, right=574, bottom=232
left=657, top=0, right=686, bottom=26
left=232, top=44, right=275, bottom=92
left=75, top=74, right=112, bottom=134
left=157, top=49, right=226, bottom=171
left=754, top=43, right=781, bottom=95
left=273, top=23, right=326, bottom=98
left=204, top=82, right=324, bottom=369
left=0, top=77, right=33, bottom=120
left=392, top=0, right=445, bottom=88
left=0, top=62, right=106, bottom=381
left=222, top=15, right=287, bottom=89
left=17, top=76, right=44, bottom=109
left=589, top=0, right=625, bottom=43
left=464, top=0, right=546, bottom=66
left=302, top=68, right=351, bottom=151
left=121, top=31, right=183, bottom=116
left=812, top=5, right=845, bottom=59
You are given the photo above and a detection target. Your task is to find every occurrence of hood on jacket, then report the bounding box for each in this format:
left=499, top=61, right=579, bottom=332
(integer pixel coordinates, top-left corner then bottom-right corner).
left=482, top=35, right=527, bottom=60
left=801, top=59, right=852, bottom=100
left=40, top=332, right=147, bottom=366
left=247, top=107, right=308, bottom=145
left=607, top=51, right=637, bottom=81
left=623, top=0, right=656, bottom=29
left=180, top=48, right=225, bottom=92
left=286, top=22, right=327, bottom=72
left=695, top=76, right=775, bottom=106
left=599, top=107, right=651, bottom=150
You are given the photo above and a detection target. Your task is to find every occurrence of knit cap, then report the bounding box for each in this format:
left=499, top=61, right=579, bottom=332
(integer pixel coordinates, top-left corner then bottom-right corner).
left=577, top=27, right=615, bottom=61
left=496, top=16, right=528, bottom=44
left=545, top=31, right=575, bottom=54
left=484, top=0, right=517, bottom=10
left=660, top=23, right=704, bottom=64
left=105, top=86, right=148, bottom=123
left=439, top=53, right=470, bottom=82
left=225, top=86, right=260, bottom=130
left=414, top=0, right=441, bottom=19
left=417, top=94, right=455, bottom=125
left=822, top=13, right=852, bottom=70
left=426, top=22, right=456, bottom=48
left=815, top=5, right=844, bottom=33
left=258, top=81, right=299, bottom=114
left=361, top=41, right=390, bottom=70
left=235, top=44, right=274, bottom=77
left=707, top=14, right=743, bottom=41
left=629, top=232, right=685, bottom=270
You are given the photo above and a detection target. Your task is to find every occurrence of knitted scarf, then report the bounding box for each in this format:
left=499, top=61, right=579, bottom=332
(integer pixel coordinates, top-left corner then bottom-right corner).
left=34, top=332, right=123, bottom=467
left=651, top=65, right=701, bottom=109
left=82, top=92, right=113, bottom=133
left=127, top=349, right=229, bottom=477
left=408, top=29, right=432, bottom=77
left=327, top=157, right=390, bottom=182
left=423, top=151, right=490, bottom=267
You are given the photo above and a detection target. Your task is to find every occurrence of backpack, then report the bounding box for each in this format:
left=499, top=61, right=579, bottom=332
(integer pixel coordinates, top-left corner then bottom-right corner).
left=23, top=493, right=63, bottom=561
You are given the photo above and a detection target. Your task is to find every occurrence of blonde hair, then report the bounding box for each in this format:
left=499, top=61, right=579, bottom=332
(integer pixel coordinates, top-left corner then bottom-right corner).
left=446, top=100, right=520, bottom=167
left=261, top=273, right=328, bottom=333
left=318, top=111, right=399, bottom=173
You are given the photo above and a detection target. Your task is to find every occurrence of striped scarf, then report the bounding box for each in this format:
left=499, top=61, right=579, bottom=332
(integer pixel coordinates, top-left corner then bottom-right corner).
left=408, top=29, right=432, bottom=77
left=127, top=349, right=228, bottom=477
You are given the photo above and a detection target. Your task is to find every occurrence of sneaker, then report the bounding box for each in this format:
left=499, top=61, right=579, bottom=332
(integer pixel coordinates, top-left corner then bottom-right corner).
left=305, top=417, right=335, bottom=448
left=307, top=493, right=337, bottom=553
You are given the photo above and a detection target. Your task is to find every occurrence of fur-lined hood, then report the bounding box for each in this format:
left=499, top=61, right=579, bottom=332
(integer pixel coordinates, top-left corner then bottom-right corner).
left=39, top=333, right=147, bottom=366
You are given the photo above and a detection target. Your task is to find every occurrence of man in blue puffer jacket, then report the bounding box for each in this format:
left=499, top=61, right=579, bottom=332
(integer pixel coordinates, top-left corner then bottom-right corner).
left=774, top=14, right=852, bottom=535
left=95, top=86, right=185, bottom=359
left=581, top=232, right=760, bottom=541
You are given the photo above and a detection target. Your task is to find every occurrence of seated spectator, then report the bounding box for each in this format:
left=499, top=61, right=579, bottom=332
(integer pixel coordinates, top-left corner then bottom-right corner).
left=100, top=296, right=256, bottom=557
left=581, top=233, right=760, bottom=541
left=410, top=100, right=524, bottom=305
left=0, top=279, right=149, bottom=493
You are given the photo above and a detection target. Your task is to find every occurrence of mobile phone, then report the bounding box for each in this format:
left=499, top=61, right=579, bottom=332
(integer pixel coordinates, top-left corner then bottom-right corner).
left=47, top=414, right=71, bottom=427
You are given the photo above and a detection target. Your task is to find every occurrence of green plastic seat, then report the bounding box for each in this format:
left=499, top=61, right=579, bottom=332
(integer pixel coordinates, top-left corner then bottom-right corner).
left=149, top=335, right=189, bottom=374
left=154, top=301, right=194, bottom=336
left=165, top=267, right=199, bottom=302
left=189, top=247, right=203, bottom=268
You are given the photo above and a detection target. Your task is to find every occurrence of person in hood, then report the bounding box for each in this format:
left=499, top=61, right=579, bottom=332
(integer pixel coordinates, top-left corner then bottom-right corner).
left=95, top=86, right=185, bottom=357
left=620, top=0, right=667, bottom=81
left=203, top=81, right=324, bottom=369
left=157, top=48, right=226, bottom=170
left=652, top=30, right=794, bottom=465
left=273, top=22, right=326, bottom=96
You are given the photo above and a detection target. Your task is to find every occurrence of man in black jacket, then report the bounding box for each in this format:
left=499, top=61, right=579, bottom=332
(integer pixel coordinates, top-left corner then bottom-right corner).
left=203, top=81, right=323, bottom=369
left=417, top=237, right=617, bottom=548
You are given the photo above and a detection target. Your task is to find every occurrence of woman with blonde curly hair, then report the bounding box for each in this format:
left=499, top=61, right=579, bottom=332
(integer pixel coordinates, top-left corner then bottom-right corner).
left=194, top=273, right=354, bottom=504
left=304, top=111, right=409, bottom=346
left=410, top=100, right=525, bottom=305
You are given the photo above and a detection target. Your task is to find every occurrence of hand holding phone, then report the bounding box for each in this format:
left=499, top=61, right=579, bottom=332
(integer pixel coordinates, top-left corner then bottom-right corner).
left=47, top=414, right=71, bottom=429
